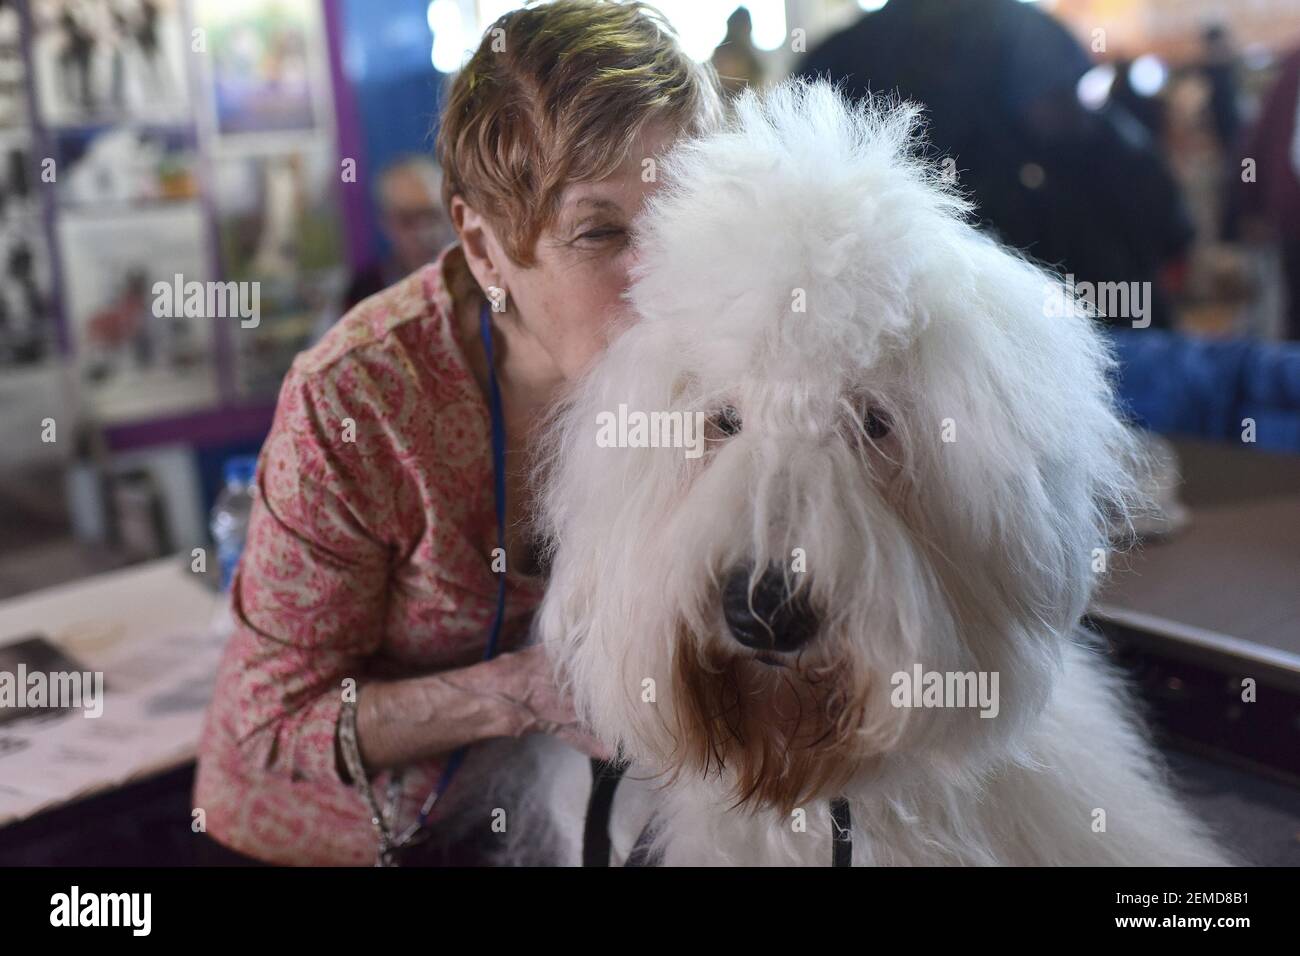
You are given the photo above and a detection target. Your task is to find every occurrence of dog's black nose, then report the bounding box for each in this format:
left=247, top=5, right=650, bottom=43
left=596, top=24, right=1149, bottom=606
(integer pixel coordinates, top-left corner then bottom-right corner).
left=722, top=564, right=819, bottom=653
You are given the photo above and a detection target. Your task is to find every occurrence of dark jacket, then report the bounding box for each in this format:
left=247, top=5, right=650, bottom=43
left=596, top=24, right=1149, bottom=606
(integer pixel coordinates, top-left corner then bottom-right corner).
left=796, top=0, right=1194, bottom=329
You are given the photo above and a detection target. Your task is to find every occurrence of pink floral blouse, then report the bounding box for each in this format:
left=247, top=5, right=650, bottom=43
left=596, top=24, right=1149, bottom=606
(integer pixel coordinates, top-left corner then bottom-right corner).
left=194, top=245, right=545, bottom=865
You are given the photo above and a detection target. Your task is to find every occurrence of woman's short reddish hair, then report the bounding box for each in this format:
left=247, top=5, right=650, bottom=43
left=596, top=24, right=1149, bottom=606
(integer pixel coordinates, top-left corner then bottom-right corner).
left=435, top=0, right=722, bottom=266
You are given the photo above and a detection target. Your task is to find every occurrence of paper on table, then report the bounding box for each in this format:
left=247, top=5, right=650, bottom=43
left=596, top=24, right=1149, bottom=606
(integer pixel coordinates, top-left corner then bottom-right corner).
left=0, top=624, right=230, bottom=825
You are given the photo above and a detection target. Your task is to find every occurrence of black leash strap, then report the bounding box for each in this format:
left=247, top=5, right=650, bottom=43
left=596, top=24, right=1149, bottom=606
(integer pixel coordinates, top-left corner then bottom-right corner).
left=583, top=757, right=626, bottom=866
left=831, top=797, right=853, bottom=867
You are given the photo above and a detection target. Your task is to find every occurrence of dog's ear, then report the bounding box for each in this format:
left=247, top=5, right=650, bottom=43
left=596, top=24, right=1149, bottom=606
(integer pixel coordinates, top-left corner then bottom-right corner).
left=900, top=236, right=1142, bottom=632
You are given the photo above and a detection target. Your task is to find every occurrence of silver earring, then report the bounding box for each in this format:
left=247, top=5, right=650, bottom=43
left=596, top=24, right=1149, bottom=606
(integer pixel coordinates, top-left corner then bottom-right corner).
left=485, top=285, right=509, bottom=314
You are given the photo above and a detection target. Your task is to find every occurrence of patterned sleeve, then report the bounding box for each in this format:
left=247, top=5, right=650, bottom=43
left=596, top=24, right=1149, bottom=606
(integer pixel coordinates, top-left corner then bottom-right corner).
left=223, top=358, right=402, bottom=786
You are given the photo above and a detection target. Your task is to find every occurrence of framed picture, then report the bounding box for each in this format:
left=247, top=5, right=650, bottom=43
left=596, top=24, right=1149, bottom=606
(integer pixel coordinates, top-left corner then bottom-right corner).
left=53, top=123, right=199, bottom=207
left=58, top=204, right=219, bottom=423
left=194, top=0, right=328, bottom=138
left=31, top=0, right=191, bottom=127
left=213, top=145, right=343, bottom=398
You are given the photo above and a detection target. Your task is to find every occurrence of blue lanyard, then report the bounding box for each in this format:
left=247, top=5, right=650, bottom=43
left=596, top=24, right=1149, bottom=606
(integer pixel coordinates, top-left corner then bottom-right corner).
left=408, top=301, right=510, bottom=833
left=477, top=299, right=510, bottom=664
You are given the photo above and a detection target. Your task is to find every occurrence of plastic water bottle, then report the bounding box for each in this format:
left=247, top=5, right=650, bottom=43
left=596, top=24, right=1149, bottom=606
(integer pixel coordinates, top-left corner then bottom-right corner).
left=210, top=456, right=258, bottom=591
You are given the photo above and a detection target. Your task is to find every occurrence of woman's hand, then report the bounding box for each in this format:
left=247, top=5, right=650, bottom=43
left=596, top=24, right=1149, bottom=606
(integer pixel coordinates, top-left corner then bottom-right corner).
left=348, top=643, right=612, bottom=775
left=492, top=644, right=613, bottom=760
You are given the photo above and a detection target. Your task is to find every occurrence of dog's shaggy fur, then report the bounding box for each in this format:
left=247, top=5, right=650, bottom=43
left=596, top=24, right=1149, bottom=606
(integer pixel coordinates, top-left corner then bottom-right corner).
left=515, top=80, right=1229, bottom=866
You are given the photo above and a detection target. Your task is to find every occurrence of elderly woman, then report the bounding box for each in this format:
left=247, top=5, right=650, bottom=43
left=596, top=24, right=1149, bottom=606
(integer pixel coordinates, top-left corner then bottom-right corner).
left=195, top=0, right=722, bottom=866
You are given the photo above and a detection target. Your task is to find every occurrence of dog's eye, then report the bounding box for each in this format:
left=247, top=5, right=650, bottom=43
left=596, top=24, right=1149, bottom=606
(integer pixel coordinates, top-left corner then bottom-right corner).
left=711, top=406, right=742, bottom=437
left=864, top=409, right=891, bottom=440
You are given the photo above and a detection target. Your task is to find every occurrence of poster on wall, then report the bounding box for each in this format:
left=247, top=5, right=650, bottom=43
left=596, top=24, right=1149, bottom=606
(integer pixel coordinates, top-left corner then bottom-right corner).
left=0, top=0, right=27, bottom=127
left=194, top=0, right=327, bottom=137
left=58, top=203, right=219, bottom=423
left=0, top=129, right=37, bottom=218
left=0, top=131, right=55, bottom=370
left=31, top=0, right=191, bottom=127
left=53, top=123, right=199, bottom=207
left=0, top=219, right=54, bottom=370
left=0, top=3, right=59, bottom=388
left=213, top=145, right=344, bottom=398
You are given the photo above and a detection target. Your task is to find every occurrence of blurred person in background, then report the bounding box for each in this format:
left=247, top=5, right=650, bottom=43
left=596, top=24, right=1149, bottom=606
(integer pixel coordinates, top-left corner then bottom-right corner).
left=1200, top=24, right=1242, bottom=162
left=1199, top=23, right=1245, bottom=242
left=711, top=6, right=764, bottom=99
left=1238, top=46, right=1300, bottom=341
left=341, top=155, right=455, bottom=312
left=796, top=0, right=1193, bottom=330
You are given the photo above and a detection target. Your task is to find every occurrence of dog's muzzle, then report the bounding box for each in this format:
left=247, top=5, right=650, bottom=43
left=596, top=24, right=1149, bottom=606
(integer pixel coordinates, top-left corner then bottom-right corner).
left=722, top=564, right=819, bottom=654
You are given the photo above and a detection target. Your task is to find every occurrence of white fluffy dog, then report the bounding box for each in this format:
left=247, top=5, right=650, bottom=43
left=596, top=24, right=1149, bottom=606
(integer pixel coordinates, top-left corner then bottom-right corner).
left=522, top=80, right=1229, bottom=866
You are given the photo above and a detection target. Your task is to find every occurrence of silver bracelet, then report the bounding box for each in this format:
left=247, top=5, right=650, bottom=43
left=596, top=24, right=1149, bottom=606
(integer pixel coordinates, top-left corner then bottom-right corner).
left=338, top=695, right=398, bottom=865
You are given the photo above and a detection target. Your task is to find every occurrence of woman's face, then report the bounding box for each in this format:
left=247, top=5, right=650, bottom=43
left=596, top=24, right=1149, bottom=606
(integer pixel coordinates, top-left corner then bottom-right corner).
left=455, top=122, right=679, bottom=382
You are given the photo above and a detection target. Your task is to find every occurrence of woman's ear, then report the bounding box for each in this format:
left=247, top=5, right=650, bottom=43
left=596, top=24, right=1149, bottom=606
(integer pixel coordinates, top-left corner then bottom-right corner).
left=451, top=194, right=504, bottom=298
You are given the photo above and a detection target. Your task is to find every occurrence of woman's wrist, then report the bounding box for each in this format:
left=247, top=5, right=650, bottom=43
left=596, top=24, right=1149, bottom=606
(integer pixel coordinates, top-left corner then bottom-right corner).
left=351, top=656, right=525, bottom=770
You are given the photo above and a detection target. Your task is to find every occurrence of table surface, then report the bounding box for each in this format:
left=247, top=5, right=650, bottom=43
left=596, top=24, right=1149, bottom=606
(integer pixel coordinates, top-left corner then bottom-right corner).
left=1094, top=439, right=1300, bottom=673
left=0, top=557, right=224, bottom=826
